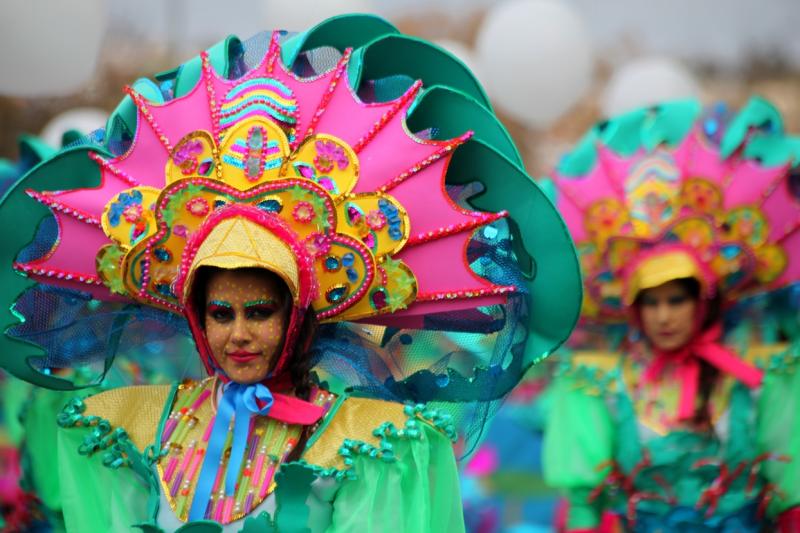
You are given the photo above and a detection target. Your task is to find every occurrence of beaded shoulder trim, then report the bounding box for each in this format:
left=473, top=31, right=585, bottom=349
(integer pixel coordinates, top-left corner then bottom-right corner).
left=302, top=396, right=457, bottom=476
left=57, top=396, right=140, bottom=470
left=57, top=384, right=171, bottom=451
left=556, top=350, right=625, bottom=395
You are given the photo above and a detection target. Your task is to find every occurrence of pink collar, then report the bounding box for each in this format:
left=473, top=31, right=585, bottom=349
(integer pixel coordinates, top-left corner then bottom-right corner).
left=642, top=323, right=763, bottom=421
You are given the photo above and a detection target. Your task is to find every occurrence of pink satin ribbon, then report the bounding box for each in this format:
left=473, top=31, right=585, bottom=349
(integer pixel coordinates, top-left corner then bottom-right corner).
left=642, top=323, right=763, bottom=421
left=268, top=392, right=325, bottom=425
left=244, top=373, right=325, bottom=425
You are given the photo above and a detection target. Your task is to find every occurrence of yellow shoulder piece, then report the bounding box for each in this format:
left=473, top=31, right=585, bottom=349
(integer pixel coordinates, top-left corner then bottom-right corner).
left=742, top=343, right=790, bottom=366
left=83, top=384, right=172, bottom=451
left=302, top=396, right=408, bottom=471
left=557, top=350, right=627, bottom=396
left=571, top=350, right=623, bottom=373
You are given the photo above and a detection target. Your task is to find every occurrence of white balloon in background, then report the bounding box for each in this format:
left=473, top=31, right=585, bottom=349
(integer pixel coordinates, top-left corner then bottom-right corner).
left=476, top=0, right=593, bottom=128
left=0, top=0, right=108, bottom=97
left=433, top=39, right=485, bottom=85
left=40, top=108, right=109, bottom=148
left=601, top=57, right=702, bottom=116
left=263, top=0, right=376, bottom=33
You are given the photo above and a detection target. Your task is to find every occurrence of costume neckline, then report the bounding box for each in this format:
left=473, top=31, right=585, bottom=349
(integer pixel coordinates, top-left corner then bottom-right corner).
left=155, top=378, right=337, bottom=524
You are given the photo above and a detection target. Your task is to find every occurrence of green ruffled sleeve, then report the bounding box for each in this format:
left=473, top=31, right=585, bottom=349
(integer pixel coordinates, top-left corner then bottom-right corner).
left=1, top=375, right=32, bottom=446
left=55, top=389, right=170, bottom=532
left=326, top=419, right=465, bottom=533
left=756, top=351, right=800, bottom=517
left=57, top=423, right=152, bottom=531
left=543, top=374, right=614, bottom=530
left=21, top=387, right=83, bottom=531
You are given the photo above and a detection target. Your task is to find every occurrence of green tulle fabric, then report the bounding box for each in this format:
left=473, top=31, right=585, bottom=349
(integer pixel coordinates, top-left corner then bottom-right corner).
left=19, top=386, right=83, bottom=532
left=326, top=421, right=463, bottom=532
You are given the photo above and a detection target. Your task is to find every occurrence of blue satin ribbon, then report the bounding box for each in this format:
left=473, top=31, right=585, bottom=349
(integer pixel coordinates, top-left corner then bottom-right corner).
left=188, top=382, right=274, bottom=521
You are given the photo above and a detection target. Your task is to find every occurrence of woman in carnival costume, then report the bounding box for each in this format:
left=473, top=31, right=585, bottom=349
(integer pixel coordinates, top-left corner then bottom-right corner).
left=0, top=15, right=581, bottom=532
left=543, top=98, right=800, bottom=532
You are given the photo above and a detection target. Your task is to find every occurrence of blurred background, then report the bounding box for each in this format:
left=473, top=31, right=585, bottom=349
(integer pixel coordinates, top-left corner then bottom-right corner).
left=1, top=0, right=799, bottom=176
left=1, top=1, right=798, bottom=532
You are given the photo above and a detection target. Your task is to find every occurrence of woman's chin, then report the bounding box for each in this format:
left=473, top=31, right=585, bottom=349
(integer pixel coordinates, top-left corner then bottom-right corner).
left=652, top=337, right=691, bottom=352
left=224, top=365, right=269, bottom=384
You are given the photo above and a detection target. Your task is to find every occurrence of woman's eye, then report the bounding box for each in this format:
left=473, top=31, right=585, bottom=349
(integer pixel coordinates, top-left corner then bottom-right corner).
left=246, top=305, right=275, bottom=320
left=207, top=306, right=233, bottom=322
left=668, top=295, right=688, bottom=306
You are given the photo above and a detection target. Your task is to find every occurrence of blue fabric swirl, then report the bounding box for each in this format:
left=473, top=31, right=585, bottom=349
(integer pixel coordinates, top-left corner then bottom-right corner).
left=187, top=382, right=274, bottom=521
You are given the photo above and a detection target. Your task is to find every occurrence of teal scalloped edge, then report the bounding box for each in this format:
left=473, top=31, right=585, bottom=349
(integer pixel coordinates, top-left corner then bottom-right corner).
left=557, top=96, right=800, bottom=179
left=56, top=397, right=136, bottom=469
left=554, top=352, right=624, bottom=397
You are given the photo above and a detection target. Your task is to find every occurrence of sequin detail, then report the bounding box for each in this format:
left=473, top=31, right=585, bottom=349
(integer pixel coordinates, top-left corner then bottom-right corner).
left=156, top=379, right=335, bottom=523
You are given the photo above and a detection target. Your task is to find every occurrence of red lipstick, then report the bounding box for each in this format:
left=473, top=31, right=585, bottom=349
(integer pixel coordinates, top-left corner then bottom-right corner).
left=226, top=351, right=261, bottom=363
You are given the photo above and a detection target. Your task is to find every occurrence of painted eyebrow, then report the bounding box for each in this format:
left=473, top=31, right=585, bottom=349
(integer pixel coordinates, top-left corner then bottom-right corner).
left=244, top=298, right=278, bottom=308
left=207, top=300, right=233, bottom=309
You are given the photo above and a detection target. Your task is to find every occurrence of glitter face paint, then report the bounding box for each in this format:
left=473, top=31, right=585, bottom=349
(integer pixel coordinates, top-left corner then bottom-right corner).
left=203, top=269, right=289, bottom=384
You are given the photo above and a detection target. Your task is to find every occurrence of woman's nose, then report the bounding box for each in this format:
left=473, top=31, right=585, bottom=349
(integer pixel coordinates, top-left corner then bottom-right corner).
left=655, top=303, right=672, bottom=323
left=230, top=317, right=252, bottom=344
